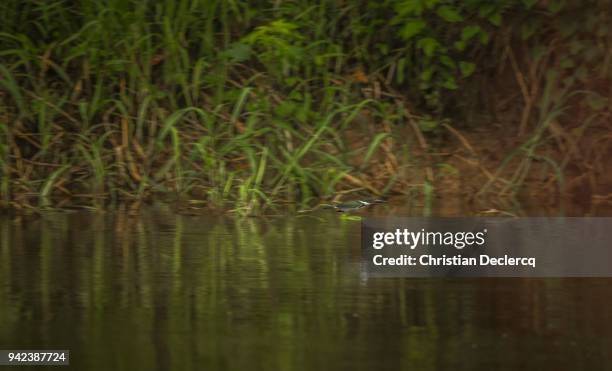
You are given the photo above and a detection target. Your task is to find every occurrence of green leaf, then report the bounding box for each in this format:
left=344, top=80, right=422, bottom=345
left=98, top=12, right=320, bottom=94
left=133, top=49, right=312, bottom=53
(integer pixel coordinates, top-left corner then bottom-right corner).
left=418, top=117, right=440, bottom=132
left=296, top=107, right=308, bottom=123
left=314, top=55, right=325, bottom=66
left=438, top=163, right=459, bottom=175
left=522, top=0, right=539, bottom=8
left=39, top=165, right=70, bottom=207
left=399, top=20, right=427, bottom=40
left=0, top=65, right=26, bottom=117
left=376, top=43, right=389, bottom=54
left=420, top=67, right=434, bottom=82
left=393, top=1, right=424, bottom=16
left=436, top=6, right=463, bottom=22
left=222, top=43, right=252, bottom=62
left=479, top=31, right=490, bottom=44
left=461, top=25, right=481, bottom=41
left=424, top=0, right=440, bottom=9
left=362, top=133, right=390, bottom=167
left=478, top=4, right=496, bottom=17
left=287, top=90, right=302, bottom=100
left=275, top=101, right=297, bottom=118
left=459, top=61, right=475, bottom=77
left=442, top=76, right=458, bottom=90
left=417, top=37, right=440, bottom=56
left=396, top=57, right=406, bottom=83
left=488, top=12, right=502, bottom=26
left=440, top=55, right=456, bottom=69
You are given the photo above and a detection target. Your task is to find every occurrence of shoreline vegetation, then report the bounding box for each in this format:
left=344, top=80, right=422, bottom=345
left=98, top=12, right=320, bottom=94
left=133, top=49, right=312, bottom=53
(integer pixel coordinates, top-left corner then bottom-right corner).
left=1, top=0, right=610, bottom=215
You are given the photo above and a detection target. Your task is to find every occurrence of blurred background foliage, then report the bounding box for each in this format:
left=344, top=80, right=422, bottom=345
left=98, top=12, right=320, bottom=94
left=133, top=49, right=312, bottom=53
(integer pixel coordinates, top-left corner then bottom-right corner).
left=0, top=0, right=610, bottom=213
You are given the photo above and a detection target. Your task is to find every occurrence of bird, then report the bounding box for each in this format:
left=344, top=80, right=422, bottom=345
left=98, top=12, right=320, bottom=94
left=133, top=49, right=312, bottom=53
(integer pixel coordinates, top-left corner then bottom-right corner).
left=332, top=199, right=385, bottom=213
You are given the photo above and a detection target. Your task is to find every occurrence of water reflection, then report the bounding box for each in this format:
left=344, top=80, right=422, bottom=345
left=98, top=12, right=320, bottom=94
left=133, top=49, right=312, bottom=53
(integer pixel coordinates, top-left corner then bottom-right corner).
left=0, top=208, right=610, bottom=370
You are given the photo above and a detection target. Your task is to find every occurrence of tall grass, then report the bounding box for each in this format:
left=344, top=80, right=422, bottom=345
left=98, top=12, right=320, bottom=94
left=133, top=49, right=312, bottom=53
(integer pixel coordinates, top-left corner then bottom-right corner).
left=0, top=0, right=607, bottom=213
left=0, top=0, right=411, bottom=211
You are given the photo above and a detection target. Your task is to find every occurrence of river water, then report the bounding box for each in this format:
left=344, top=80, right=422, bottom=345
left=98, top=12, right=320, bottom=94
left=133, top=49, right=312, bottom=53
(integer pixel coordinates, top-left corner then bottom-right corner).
left=0, top=204, right=610, bottom=370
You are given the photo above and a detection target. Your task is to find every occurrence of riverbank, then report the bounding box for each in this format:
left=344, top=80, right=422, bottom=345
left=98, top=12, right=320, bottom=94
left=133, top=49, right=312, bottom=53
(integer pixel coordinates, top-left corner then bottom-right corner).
left=1, top=1, right=609, bottom=214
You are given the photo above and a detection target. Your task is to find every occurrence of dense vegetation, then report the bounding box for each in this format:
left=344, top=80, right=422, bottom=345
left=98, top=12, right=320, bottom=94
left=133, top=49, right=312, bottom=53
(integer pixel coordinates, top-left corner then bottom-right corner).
left=1, top=0, right=609, bottom=213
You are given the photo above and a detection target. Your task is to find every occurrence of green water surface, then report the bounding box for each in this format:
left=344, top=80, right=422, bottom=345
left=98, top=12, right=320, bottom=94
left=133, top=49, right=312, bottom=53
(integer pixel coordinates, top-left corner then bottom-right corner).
left=0, top=208, right=610, bottom=370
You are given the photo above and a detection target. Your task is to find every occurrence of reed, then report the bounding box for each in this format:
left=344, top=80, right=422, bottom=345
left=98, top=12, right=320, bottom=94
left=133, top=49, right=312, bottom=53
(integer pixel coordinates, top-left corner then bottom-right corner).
left=0, top=0, right=607, bottom=213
